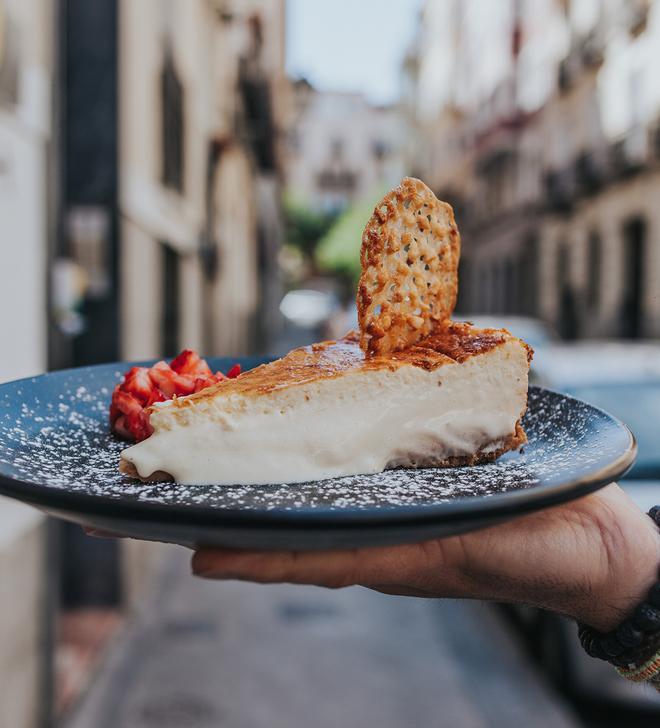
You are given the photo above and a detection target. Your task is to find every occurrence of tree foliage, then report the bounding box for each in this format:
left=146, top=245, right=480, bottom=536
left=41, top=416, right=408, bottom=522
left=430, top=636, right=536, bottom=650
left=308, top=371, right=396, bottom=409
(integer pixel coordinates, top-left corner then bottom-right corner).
left=315, top=189, right=387, bottom=283
left=284, top=197, right=337, bottom=258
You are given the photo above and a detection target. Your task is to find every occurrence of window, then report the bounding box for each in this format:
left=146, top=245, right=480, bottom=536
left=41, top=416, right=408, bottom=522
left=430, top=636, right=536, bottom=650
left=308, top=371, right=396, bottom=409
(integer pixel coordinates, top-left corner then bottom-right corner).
left=478, top=266, right=489, bottom=311
left=586, top=231, right=601, bottom=309
left=372, top=140, right=388, bottom=161
left=330, top=138, right=344, bottom=159
left=456, top=258, right=471, bottom=313
left=161, top=50, right=185, bottom=192
left=161, top=243, right=180, bottom=356
left=621, top=217, right=646, bottom=338
left=520, top=235, right=539, bottom=317
left=316, top=169, right=357, bottom=193
left=504, top=258, right=516, bottom=314
left=556, top=241, right=578, bottom=339
left=556, top=241, right=569, bottom=292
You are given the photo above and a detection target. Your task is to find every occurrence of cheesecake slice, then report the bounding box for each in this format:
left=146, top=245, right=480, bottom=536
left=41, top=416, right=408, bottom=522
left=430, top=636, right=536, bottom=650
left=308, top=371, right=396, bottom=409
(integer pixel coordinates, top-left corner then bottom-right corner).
left=120, top=322, right=531, bottom=485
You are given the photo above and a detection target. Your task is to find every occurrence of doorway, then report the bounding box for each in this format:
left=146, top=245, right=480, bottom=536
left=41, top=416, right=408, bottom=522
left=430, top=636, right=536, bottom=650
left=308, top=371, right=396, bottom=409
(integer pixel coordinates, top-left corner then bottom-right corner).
left=621, top=217, right=646, bottom=339
left=161, top=243, right=181, bottom=357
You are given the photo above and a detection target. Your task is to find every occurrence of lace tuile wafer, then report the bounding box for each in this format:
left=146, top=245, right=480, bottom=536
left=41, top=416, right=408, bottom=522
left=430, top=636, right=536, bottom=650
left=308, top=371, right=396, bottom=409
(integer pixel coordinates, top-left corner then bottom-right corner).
left=357, top=177, right=461, bottom=356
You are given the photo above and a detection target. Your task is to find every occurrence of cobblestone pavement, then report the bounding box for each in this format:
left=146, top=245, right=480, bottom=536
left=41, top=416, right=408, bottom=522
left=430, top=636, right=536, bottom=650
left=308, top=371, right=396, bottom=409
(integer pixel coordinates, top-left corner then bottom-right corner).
left=66, top=547, right=580, bottom=728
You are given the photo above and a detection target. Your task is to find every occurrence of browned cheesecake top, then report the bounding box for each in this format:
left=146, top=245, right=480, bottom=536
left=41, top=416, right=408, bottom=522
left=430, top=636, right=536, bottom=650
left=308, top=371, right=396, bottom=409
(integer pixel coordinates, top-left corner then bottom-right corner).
left=162, top=322, right=530, bottom=411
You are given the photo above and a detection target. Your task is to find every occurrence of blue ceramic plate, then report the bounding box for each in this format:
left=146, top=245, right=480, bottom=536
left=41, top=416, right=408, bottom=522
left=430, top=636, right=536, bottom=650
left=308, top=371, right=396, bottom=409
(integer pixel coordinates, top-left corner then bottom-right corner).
left=0, top=358, right=635, bottom=550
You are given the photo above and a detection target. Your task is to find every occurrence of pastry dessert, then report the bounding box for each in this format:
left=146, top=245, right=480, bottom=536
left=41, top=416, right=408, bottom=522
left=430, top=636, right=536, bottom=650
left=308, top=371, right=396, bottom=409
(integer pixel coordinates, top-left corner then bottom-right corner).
left=119, top=178, right=532, bottom=485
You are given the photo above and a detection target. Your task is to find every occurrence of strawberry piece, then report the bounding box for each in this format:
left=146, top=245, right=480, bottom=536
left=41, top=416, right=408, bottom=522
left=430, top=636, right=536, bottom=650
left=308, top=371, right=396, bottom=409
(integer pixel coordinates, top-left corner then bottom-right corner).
left=113, top=388, right=143, bottom=417
left=112, top=414, right=133, bottom=440
left=126, top=409, right=153, bottom=442
left=170, top=349, right=212, bottom=377
left=146, top=387, right=166, bottom=407
left=148, top=361, right=196, bottom=397
left=122, top=366, right=153, bottom=404
left=192, top=375, right=214, bottom=393
left=111, top=350, right=245, bottom=443
left=109, top=388, right=121, bottom=425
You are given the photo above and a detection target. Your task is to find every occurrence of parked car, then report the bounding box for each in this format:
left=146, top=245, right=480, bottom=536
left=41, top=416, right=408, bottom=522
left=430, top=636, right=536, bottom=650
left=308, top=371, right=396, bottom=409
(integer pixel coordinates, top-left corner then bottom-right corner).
left=504, top=341, right=660, bottom=712
left=279, top=288, right=340, bottom=329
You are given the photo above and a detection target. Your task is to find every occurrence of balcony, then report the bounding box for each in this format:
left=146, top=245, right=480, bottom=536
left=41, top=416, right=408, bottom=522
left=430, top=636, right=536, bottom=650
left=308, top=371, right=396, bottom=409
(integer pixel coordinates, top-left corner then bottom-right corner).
left=652, top=120, right=660, bottom=161
left=627, top=0, right=649, bottom=37
left=579, top=31, right=605, bottom=70
left=558, top=32, right=605, bottom=93
left=237, top=61, right=276, bottom=172
left=544, top=167, right=576, bottom=213
left=609, top=126, right=649, bottom=178
left=574, top=150, right=608, bottom=196
left=316, top=169, right=358, bottom=193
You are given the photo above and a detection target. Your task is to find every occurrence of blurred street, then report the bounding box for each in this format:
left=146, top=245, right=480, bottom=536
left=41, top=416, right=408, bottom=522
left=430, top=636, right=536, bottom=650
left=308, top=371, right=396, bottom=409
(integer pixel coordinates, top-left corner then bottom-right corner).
left=65, top=547, right=579, bottom=728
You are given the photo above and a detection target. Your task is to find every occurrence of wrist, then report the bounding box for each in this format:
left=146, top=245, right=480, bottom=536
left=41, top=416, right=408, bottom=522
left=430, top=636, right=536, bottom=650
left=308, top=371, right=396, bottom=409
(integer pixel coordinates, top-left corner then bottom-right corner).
left=573, top=502, right=659, bottom=632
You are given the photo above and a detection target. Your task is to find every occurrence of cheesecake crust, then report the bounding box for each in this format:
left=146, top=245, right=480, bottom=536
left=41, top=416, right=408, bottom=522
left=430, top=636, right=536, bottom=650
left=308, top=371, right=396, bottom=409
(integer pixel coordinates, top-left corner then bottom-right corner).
left=388, top=421, right=528, bottom=470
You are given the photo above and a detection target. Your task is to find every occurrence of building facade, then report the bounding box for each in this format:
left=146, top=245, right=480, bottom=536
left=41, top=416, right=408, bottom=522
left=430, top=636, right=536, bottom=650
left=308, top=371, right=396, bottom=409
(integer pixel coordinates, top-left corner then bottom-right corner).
left=119, top=0, right=286, bottom=360
left=0, top=3, right=54, bottom=726
left=286, top=82, right=407, bottom=213
left=0, top=3, right=288, bottom=722
left=406, top=0, right=660, bottom=340
left=0, top=0, right=52, bottom=383
left=0, top=0, right=55, bottom=728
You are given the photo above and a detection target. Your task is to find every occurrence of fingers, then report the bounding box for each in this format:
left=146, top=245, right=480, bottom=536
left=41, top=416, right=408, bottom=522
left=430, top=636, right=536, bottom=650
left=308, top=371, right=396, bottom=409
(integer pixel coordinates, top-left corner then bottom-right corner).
left=191, top=539, right=461, bottom=592
left=192, top=543, right=444, bottom=594
left=191, top=547, right=369, bottom=587
left=83, top=527, right=126, bottom=538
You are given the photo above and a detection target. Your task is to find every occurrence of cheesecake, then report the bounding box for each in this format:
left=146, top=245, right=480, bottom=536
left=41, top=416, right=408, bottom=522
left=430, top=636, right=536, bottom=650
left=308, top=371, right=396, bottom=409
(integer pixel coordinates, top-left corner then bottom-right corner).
left=120, top=323, right=531, bottom=485
left=119, top=177, right=532, bottom=485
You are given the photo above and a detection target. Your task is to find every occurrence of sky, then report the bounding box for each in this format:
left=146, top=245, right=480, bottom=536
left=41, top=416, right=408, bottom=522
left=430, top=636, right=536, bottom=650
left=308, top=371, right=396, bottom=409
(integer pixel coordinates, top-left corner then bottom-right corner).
left=285, top=0, right=423, bottom=105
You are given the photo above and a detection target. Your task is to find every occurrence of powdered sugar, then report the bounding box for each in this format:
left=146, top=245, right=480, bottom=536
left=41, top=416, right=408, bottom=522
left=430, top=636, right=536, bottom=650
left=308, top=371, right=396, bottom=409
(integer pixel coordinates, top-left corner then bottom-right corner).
left=0, top=362, right=632, bottom=513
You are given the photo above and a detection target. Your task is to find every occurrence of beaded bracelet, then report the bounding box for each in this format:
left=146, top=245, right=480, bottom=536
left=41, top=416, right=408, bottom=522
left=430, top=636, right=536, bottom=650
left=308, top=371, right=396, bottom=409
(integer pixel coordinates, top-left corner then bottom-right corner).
left=578, top=505, right=660, bottom=692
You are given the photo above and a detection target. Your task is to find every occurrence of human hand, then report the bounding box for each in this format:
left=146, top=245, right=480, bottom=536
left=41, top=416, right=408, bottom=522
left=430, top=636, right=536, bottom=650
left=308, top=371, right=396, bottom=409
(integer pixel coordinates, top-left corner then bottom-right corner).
left=192, top=484, right=659, bottom=632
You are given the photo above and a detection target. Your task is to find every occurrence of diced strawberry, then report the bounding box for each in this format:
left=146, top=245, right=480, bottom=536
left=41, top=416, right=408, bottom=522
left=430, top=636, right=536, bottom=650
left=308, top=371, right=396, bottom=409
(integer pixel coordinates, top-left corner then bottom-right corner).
left=113, top=388, right=143, bottom=417
left=109, top=387, right=122, bottom=425
left=193, top=376, right=211, bottom=393
left=111, top=350, right=245, bottom=443
left=112, top=414, right=133, bottom=440
left=226, top=363, right=241, bottom=379
left=146, top=387, right=166, bottom=407
left=170, top=349, right=212, bottom=377
left=126, top=409, right=153, bottom=442
left=190, top=371, right=231, bottom=392
left=148, top=361, right=196, bottom=397
left=122, top=367, right=154, bottom=404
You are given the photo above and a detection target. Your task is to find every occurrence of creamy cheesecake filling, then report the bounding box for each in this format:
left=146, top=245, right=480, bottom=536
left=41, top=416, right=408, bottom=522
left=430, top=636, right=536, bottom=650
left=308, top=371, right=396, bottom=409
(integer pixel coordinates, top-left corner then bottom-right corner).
left=121, top=340, right=528, bottom=486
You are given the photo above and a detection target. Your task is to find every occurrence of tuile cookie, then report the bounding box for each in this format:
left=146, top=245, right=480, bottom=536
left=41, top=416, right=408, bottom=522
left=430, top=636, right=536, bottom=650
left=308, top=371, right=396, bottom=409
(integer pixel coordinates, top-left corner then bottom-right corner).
left=357, top=177, right=461, bottom=356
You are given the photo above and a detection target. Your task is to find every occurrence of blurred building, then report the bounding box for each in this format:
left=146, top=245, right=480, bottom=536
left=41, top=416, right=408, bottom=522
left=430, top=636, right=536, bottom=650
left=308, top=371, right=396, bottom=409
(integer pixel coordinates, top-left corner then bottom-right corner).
left=49, top=0, right=288, bottom=597
left=119, top=0, right=286, bottom=361
left=52, top=0, right=286, bottom=370
left=0, top=2, right=287, bottom=725
left=406, top=0, right=660, bottom=340
left=286, top=81, right=407, bottom=213
left=55, top=0, right=287, bottom=674
left=0, top=2, right=54, bottom=726
left=0, top=0, right=52, bottom=384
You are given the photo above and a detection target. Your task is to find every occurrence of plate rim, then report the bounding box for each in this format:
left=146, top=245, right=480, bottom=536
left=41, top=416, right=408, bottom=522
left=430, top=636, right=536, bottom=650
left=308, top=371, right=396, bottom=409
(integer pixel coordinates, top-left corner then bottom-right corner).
left=0, top=363, right=637, bottom=530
